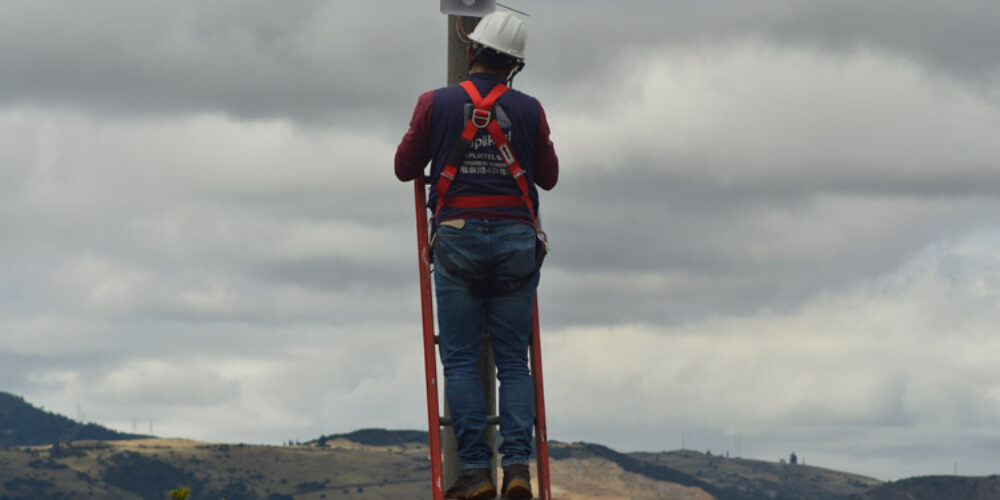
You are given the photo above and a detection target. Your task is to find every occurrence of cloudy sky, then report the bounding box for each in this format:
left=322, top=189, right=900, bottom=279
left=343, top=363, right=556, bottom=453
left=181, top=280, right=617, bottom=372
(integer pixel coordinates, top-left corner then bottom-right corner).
left=3, top=0, right=1000, bottom=481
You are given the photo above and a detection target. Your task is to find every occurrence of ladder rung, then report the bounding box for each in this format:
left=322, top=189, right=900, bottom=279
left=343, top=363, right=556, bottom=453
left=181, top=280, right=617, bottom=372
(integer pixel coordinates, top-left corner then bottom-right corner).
left=439, top=415, right=499, bottom=427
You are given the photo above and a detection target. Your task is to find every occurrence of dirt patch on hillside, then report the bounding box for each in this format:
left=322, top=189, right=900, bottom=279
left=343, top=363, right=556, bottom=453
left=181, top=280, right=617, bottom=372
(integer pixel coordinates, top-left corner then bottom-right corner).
left=548, top=457, right=714, bottom=500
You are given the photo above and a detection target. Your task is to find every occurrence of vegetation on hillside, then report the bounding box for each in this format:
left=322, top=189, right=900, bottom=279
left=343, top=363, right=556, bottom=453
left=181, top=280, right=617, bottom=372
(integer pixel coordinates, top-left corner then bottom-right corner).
left=633, top=448, right=879, bottom=499
left=854, top=475, right=1000, bottom=500
left=309, top=428, right=429, bottom=447
left=1, top=439, right=430, bottom=499
left=0, top=391, right=148, bottom=447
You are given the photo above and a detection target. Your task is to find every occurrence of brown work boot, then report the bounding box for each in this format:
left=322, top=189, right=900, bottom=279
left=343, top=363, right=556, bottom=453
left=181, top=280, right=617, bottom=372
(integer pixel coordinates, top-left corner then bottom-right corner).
left=444, top=468, right=496, bottom=499
left=501, top=464, right=532, bottom=499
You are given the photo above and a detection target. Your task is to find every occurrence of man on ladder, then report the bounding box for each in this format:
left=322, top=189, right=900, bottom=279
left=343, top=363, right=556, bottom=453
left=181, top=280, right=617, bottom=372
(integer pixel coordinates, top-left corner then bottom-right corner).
left=395, top=10, right=558, bottom=499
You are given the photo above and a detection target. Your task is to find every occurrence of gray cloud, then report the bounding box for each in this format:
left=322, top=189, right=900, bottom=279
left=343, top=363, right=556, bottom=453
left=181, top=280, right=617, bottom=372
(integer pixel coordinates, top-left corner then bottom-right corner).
left=0, top=0, right=441, bottom=123
left=529, top=1, right=1000, bottom=92
left=5, top=1, right=1000, bottom=125
left=528, top=40, right=1000, bottom=325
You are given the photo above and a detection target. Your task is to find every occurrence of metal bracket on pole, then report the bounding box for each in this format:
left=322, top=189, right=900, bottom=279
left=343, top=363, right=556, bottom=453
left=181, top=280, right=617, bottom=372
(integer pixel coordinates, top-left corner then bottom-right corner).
left=440, top=0, right=496, bottom=16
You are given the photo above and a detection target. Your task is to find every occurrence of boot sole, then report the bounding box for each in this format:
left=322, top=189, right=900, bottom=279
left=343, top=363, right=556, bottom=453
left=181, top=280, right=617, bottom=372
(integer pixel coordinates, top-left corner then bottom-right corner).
left=444, top=483, right=497, bottom=500
left=502, top=478, right=532, bottom=499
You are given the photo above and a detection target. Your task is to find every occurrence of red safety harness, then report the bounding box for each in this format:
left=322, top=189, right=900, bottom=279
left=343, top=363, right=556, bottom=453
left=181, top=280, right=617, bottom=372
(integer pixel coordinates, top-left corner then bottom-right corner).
left=434, top=80, right=537, bottom=229
left=431, top=80, right=547, bottom=296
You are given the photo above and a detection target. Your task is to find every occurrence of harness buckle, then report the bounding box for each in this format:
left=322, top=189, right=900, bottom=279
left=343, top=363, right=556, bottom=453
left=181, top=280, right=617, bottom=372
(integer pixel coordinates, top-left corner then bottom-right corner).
left=472, top=108, right=492, bottom=128
left=499, top=144, right=516, bottom=166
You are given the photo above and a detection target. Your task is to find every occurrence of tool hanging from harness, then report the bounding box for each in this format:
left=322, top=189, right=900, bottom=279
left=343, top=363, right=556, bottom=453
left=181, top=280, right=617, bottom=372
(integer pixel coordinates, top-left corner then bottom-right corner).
left=431, top=80, right=547, bottom=296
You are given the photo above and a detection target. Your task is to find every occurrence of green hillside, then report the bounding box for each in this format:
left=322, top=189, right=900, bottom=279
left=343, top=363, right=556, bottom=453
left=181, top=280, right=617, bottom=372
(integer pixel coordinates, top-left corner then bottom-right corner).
left=309, top=428, right=429, bottom=447
left=0, top=438, right=431, bottom=499
left=0, top=391, right=148, bottom=447
left=632, top=448, right=879, bottom=499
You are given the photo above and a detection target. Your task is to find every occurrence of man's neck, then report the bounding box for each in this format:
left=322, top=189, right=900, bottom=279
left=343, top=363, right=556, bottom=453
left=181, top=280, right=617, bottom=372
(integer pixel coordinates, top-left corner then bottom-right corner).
left=468, top=64, right=508, bottom=79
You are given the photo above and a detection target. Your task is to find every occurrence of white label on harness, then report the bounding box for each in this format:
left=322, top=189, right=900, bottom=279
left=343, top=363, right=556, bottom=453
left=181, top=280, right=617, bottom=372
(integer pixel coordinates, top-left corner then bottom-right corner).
left=499, top=144, right=515, bottom=165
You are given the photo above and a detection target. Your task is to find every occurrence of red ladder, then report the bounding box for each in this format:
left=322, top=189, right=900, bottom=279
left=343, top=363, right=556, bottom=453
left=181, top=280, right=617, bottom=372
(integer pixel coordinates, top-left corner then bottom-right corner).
left=413, top=177, right=552, bottom=500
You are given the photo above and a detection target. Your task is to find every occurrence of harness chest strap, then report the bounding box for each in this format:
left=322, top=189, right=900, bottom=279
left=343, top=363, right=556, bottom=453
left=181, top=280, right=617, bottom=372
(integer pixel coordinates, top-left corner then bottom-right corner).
left=434, top=80, right=536, bottom=228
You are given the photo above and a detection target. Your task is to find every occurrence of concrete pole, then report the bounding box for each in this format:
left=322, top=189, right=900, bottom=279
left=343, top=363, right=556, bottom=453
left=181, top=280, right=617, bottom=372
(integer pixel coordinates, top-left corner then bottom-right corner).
left=448, top=16, right=478, bottom=86
left=442, top=14, right=499, bottom=489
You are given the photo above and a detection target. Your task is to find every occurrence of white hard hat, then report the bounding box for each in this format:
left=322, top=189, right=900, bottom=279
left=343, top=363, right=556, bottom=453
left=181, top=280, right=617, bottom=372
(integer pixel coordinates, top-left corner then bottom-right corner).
left=467, top=11, right=526, bottom=60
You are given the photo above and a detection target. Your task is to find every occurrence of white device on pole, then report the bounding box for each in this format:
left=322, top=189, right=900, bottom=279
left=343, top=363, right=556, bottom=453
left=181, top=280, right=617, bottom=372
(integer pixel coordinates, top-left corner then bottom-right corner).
left=440, top=0, right=496, bottom=16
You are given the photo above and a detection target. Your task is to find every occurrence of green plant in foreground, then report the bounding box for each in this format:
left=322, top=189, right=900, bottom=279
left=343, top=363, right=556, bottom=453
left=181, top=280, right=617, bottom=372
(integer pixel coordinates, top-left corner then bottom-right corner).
left=167, top=488, right=190, bottom=500
left=167, top=487, right=226, bottom=500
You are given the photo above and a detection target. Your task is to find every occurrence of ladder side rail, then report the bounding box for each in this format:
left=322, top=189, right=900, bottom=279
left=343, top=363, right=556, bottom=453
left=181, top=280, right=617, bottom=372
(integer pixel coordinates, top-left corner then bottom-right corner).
left=530, top=297, right=552, bottom=499
left=414, top=177, right=445, bottom=500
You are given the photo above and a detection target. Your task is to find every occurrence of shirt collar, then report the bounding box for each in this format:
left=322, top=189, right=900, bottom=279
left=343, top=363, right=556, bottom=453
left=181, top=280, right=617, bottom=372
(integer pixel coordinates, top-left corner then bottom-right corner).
left=467, top=72, right=504, bottom=84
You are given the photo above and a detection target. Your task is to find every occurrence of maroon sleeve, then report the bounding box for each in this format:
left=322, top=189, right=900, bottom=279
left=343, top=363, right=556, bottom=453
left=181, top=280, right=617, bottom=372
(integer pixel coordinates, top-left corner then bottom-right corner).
left=534, top=101, right=559, bottom=190
left=395, top=91, right=434, bottom=181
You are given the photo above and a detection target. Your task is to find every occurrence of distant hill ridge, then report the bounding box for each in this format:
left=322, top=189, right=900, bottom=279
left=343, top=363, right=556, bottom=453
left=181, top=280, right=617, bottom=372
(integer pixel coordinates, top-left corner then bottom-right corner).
left=4, top=391, right=1000, bottom=500
left=310, top=428, right=429, bottom=447
left=857, top=475, right=1000, bottom=499
left=0, top=391, right=148, bottom=447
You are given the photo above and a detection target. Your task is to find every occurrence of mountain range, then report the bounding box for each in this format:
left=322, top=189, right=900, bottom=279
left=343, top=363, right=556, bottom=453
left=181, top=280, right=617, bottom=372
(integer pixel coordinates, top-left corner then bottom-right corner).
left=2, top=391, right=997, bottom=499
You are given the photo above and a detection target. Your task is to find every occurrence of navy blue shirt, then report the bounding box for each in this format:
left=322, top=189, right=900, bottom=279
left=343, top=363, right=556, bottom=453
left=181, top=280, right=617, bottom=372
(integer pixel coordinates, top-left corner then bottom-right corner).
left=396, top=72, right=558, bottom=223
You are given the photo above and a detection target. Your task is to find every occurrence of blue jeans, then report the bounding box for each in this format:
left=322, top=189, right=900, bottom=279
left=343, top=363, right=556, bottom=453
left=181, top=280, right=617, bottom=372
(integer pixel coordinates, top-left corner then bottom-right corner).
left=434, top=219, right=539, bottom=469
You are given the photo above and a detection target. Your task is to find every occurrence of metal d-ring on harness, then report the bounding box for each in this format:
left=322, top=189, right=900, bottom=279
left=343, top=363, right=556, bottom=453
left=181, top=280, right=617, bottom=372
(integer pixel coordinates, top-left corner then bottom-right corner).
left=429, top=80, right=548, bottom=296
